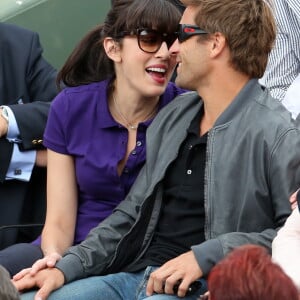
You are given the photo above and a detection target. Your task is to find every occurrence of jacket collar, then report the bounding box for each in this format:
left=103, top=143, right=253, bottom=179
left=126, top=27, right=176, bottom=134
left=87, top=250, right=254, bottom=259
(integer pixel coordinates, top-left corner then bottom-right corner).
left=215, top=79, right=262, bottom=126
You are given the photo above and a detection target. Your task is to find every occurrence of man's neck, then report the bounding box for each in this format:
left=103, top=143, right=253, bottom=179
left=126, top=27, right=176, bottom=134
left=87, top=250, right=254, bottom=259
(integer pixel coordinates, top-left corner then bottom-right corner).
left=198, top=72, right=250, bottom=133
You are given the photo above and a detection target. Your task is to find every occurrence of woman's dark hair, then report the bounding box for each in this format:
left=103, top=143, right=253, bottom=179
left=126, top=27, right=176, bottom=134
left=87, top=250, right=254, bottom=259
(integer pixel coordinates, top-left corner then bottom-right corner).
left=167, top=0, right=185, bottom=14
left=57, top=0, right=181, bottom=88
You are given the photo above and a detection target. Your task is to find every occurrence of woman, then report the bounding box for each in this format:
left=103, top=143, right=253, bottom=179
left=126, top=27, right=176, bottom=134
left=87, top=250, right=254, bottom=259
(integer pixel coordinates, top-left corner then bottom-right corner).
left=1, top=0, right=184, bottom=278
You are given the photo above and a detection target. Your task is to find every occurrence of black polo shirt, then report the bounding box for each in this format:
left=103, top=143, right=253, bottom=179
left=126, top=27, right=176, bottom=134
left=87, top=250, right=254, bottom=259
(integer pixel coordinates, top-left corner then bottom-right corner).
left=126, top=108, right=207, bottom=272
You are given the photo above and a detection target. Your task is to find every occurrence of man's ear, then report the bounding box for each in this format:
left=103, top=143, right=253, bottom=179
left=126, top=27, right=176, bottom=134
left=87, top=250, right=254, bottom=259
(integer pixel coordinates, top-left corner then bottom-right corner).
left=103, top=37, right=121, bottom=62
left=210, top=32, right=226, bottom=58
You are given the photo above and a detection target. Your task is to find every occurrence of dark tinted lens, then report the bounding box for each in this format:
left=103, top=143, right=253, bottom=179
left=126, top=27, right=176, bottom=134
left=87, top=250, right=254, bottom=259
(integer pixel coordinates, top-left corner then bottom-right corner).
left=177, top=24, right=186, bottom=43
left=138, top=29, right=162, bottom=53
left=165, top=33, right=177, bottom=48
left=177, top=24, right=208, bottom=43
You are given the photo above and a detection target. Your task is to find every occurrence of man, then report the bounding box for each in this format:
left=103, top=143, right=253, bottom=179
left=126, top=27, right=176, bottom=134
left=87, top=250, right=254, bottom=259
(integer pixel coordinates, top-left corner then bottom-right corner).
left=262, top=0, right=300, bottom=118
left=0, top=23, right=57, bottom=248
left=14, top=0, right=300, bottom=299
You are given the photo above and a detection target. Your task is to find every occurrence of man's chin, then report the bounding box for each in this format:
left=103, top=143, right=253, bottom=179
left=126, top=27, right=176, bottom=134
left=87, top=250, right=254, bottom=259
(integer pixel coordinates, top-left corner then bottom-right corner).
left=175, top=76, right=184, bottom=88
left=175, top=76, right=193, bottom=90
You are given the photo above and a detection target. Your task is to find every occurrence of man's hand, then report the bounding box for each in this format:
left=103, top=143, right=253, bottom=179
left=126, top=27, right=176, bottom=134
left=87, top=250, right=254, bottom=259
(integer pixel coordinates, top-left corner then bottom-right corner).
left=146, top=251, right=202, bottom=297
left=0, top=108, right=8, bottom=137
left=12, top=268, right=65, bottom=300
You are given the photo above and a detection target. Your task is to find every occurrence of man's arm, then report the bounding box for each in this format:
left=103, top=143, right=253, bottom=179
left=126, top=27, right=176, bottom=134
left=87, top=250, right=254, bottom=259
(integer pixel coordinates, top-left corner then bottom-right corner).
left=0, top=106, right=35, bottom=181
left=0, top=102, right=52, bottom=180
left=1, top=23, right=57, bottom=151
left=9, top=102, right=53, bottom=151
left=0, top=24, right=57, bottom=179
left=194, top=127, right=300, bottom=276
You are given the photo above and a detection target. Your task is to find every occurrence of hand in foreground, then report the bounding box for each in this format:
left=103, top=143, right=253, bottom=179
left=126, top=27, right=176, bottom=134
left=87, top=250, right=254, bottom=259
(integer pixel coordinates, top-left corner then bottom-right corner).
left=13, top=252, right=62, bottom=281
left=12, top=268, right=65, bottom=300
left=146, top=250, right=202, bottom=297
left=289, top=190, right=299, bottom=210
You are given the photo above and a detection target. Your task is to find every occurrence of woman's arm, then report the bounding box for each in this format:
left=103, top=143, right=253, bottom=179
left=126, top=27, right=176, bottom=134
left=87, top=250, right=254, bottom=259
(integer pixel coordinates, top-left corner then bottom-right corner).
left=14, top=149, right=78, bottom=279
left=41, top=149, right=78, bottom=256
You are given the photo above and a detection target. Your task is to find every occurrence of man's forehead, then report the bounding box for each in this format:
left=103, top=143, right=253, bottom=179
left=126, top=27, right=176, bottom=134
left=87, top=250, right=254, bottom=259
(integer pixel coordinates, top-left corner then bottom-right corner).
left=180, top=5, right=198, bottom=24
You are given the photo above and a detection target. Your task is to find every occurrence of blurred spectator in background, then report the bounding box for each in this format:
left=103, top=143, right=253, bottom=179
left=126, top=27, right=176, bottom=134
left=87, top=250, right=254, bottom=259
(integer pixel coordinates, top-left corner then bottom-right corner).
left=262, top=0, right=300, bottom=118
left=0, top=23, right=57, bottom=247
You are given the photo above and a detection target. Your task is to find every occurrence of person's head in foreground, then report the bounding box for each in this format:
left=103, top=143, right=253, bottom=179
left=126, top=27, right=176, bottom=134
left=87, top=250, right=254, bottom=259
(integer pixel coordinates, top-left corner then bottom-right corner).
left=207, top=245, right=299, bottom=300
left=0, top=265, right=20, bottom=300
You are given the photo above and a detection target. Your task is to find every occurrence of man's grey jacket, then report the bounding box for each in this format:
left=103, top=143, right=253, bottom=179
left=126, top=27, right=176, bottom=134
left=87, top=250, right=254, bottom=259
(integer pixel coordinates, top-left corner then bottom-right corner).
left=57, top=79, right=300, bottom=282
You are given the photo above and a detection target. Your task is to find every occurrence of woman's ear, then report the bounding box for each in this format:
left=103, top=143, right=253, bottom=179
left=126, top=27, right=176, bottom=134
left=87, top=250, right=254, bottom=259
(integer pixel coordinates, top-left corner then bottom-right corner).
left=103, top=37, right=122, bottom=62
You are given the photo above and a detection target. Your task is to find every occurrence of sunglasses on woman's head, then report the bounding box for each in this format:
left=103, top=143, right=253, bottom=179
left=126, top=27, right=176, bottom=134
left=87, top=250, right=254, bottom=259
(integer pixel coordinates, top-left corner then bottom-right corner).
left=118, top=28, right=178, bottom=53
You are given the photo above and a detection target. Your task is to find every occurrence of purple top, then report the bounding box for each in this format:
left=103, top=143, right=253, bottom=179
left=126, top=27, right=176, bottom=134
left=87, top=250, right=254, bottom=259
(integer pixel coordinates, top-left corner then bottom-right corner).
left=40, top=79, right=185, bottom=244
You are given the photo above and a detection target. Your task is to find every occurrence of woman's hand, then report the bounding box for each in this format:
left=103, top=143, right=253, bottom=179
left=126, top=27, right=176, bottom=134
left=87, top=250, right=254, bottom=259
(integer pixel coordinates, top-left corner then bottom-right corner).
left=13, top=252, right=62, bottom=281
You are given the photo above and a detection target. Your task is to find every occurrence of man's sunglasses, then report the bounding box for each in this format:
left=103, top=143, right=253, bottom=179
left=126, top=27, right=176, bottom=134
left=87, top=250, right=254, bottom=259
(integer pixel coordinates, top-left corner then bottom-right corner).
left=176, top=24, right=208, bottom=43
left=118, top=28, right=177, bottom=54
